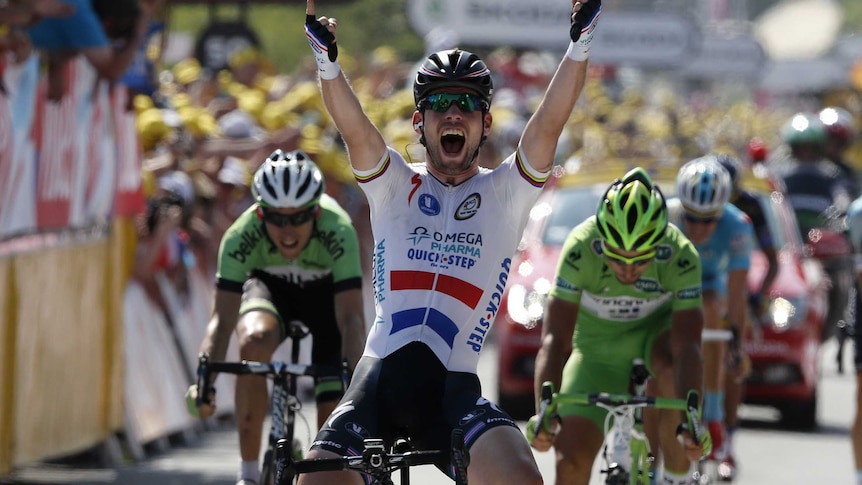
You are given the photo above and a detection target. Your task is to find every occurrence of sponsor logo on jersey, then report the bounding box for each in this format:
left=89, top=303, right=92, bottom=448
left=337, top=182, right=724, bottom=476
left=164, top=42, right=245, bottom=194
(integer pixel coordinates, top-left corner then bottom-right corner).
left=314, top=228, right=346, bottom=259
left=405, top=227, right=483, bottom=269
left=580, top=291, right=672, bottom=321
left=467, top=258, right=511, bottom=353
left=227, top=225, right=266, bottom=263
left=408, top=173, right=422, bottom=205
left=459, top=408, right=487, bottom=425
left=372, top=239, right=386, bottom=303
left=345, top=422, right=369, bottom=440
left=407, top=227, right=484, bottom=247
left=418, top=193, right=440, bottom=216
left=326, top=400, right=355, bottom=429
left=455, top=193, right=481, bottom=220
left=555, top=276, right=578, bottom=293
left=591, top=238, right=603, bottom=255
left=565, top=249, right=582, bottom=267
left=407, top=227, right=431, bottom=245
left=730, top=231, right=751, bottom=254
left=407, top=248, right=477, bottom=269
left=676, top=287, right=702, bottom=300
left=634, top=278, right=663, bottom=293
left=655, top=244, right=672, bottom=261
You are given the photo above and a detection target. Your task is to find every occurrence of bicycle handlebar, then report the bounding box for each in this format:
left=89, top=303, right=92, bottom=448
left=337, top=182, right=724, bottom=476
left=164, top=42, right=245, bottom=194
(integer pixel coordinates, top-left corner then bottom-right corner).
left=276, top=430, right=470, bottom=485
left=539, top=381, right=691, bottom=408
left=195, top=352, right=343, bottom=407
left=533, top=381, right=694, bottom=441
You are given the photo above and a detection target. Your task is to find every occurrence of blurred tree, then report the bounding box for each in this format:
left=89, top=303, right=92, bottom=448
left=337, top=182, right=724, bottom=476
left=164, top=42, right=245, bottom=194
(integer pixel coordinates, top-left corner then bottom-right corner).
left=168, top=0, right=423, bottom=74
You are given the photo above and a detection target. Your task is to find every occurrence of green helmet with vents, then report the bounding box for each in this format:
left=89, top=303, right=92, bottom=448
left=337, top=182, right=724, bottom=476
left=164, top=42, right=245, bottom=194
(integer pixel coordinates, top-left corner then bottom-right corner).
left=596, top=167, right=669, bottom=252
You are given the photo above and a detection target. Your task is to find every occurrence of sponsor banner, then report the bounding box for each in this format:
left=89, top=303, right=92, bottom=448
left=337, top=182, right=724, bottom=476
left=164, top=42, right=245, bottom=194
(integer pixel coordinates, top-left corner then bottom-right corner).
left=407, top=0, right=701, bottom=66
left=1, top=53, right=144, bottom=241
left=0, top=56, right=40, bottom=238
left=676, top=35, right=767, bottom=80
left=112, top=89, right=146, bottom=217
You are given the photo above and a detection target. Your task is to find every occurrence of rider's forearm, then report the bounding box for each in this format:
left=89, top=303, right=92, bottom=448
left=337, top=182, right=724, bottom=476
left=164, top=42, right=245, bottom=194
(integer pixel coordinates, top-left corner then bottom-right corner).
left=199, top=314, right=235, bottom=363
left=535, top=58, right=589, bottom=132
left=519, top=58, right=588, bottom=171
left=339, top=314, right=366, bottom=370
left=674, top=343, right=704, bottom=414
left=727, top=269, right=749, bottom=331
left=319, top=74, right=386, bottom=166
left=533, top=337, right=567, bottom=410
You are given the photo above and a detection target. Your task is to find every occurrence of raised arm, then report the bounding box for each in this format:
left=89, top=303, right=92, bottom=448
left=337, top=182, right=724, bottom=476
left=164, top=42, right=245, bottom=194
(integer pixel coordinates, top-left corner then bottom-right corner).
left=520, top=0, right=601, bottom=173
left=304, top=0, right=386, bottom=171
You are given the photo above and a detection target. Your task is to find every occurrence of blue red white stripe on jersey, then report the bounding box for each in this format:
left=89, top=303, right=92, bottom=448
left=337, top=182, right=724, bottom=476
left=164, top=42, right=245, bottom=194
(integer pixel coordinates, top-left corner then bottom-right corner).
left=390, top=270, right=482, bottom=308
left=391, top=307, right=459, bottom=348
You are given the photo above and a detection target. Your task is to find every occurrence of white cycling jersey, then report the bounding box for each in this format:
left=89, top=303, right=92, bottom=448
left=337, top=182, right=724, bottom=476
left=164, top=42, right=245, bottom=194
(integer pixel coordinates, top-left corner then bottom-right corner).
left=354, top=147, right=549, bottom=374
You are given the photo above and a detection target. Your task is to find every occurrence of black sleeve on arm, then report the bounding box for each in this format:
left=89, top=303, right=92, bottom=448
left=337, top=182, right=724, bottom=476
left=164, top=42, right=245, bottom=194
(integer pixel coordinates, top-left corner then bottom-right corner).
left=334, top=276, right=363, bottom=293
left=216, top=278, right=244, bottom=293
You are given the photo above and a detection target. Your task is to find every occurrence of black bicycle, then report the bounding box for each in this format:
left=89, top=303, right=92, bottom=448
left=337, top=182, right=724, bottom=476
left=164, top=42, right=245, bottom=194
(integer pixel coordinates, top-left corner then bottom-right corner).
left=196, top=320, right=347, bottom=485
left=274, top=428, right=470, bottom=485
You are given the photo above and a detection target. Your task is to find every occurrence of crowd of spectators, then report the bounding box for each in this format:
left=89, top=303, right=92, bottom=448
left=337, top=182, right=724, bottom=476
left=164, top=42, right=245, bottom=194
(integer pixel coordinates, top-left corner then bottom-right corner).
left=4, top=0, right=862, bottom=327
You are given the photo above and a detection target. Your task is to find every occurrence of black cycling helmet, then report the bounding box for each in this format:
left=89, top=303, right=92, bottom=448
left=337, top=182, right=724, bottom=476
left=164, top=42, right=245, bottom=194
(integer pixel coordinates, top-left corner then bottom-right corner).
left=714, top=153, right=742, bottom=187
left=413, top=49, right=494, bottom=109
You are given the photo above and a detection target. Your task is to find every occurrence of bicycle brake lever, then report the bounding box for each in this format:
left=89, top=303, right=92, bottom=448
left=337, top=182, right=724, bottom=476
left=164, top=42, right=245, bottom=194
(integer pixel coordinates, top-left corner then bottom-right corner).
left=196, top=352, right=211, bottom=406
left=684, top=391, right=701, bottom=445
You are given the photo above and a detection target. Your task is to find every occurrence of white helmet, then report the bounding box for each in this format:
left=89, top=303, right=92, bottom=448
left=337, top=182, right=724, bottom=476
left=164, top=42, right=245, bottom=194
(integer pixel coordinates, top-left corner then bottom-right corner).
left=252, top=150, right=325, bottom=208
left=676, top=156, right=732, bottom=217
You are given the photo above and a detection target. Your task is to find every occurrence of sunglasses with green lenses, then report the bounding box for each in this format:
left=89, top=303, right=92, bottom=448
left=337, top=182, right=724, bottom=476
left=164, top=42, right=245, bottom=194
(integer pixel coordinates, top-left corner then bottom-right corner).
left=422, top=93, right=487, bottom=113
left=601, top=241, right=656, bottom=267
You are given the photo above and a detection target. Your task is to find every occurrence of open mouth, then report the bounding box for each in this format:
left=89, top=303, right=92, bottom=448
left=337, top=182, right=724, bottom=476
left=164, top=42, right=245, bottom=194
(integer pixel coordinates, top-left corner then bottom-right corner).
left=441, top=129, right=466, bottom=156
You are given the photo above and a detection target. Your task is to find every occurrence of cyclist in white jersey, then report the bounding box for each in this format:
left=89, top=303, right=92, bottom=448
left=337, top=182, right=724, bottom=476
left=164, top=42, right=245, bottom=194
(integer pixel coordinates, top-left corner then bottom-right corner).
left=301, top=0, right=601, bottom=483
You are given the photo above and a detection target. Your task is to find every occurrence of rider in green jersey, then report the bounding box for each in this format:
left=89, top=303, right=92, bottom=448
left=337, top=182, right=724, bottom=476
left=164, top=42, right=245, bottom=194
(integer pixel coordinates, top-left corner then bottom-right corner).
left=531, top=167, right=709, bottom=485
left=187, top=149, right=366, bottom=485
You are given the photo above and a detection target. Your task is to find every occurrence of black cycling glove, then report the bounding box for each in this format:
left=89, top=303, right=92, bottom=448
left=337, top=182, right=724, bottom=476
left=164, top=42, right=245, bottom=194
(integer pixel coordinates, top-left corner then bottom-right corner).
left=571, top=0, right=602, bottom=42
left=305, top=14, right=338, bottom=62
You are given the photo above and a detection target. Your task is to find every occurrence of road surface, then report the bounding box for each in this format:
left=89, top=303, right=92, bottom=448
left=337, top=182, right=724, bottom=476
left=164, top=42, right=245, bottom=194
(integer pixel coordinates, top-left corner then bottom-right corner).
left=4, top=338, right=856, bottom=484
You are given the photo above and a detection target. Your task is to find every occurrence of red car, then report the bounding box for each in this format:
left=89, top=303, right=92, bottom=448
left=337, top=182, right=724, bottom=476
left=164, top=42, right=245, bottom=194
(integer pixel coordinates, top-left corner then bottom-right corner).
left=494, top=164, right=829, bottom=429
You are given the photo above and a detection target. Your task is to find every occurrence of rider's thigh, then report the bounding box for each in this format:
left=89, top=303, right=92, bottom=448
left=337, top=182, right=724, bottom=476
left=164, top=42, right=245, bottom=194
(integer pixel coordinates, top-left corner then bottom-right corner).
left=296, top=449, right=364, bottom=485
left=236, top=310, right=282, bottom=359
left=553, top=415, right=605, bottom=485
left=469, top=426, right=542, bottom=485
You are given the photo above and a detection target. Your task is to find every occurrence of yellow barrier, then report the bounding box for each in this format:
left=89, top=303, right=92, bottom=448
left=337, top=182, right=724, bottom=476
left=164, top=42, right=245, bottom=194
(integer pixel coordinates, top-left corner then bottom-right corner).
left=0, top=221, right=133, bottom=475
left=0, top=257, right=16, bottom=475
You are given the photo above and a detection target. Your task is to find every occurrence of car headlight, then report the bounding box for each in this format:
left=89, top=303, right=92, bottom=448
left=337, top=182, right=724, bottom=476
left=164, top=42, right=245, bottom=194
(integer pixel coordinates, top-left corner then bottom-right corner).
left=766, top=296, right=807, bottom=331
left=506, top=279, right=551, bottom=328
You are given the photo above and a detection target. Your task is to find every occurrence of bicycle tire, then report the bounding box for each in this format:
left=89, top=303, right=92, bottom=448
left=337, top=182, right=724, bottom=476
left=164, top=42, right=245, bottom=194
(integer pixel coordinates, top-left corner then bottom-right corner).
left=630, top=437, right=652, bottom=485
left=261, top=449, right=276, bottom=485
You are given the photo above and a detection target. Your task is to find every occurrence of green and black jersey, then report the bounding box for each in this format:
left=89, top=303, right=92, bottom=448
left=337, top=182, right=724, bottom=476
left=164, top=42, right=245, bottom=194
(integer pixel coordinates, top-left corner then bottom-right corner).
left=216, top=194, right=363, bottom=294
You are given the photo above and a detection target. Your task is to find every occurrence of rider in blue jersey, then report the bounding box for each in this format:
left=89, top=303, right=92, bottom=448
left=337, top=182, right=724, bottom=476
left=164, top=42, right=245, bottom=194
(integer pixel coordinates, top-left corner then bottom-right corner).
left=668, top=156, right=754, bottom=481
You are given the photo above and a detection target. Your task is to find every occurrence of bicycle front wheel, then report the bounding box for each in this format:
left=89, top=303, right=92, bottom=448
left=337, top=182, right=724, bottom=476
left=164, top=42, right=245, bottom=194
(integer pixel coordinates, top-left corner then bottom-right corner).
left=261, top=449, right=276, bottom=485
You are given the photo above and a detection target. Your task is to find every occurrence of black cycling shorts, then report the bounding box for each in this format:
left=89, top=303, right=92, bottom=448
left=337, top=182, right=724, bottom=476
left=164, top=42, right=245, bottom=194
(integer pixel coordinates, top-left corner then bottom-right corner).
left=309, top=341, right=518, bottom=480
left=239, top=270, right=344, bottom=402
